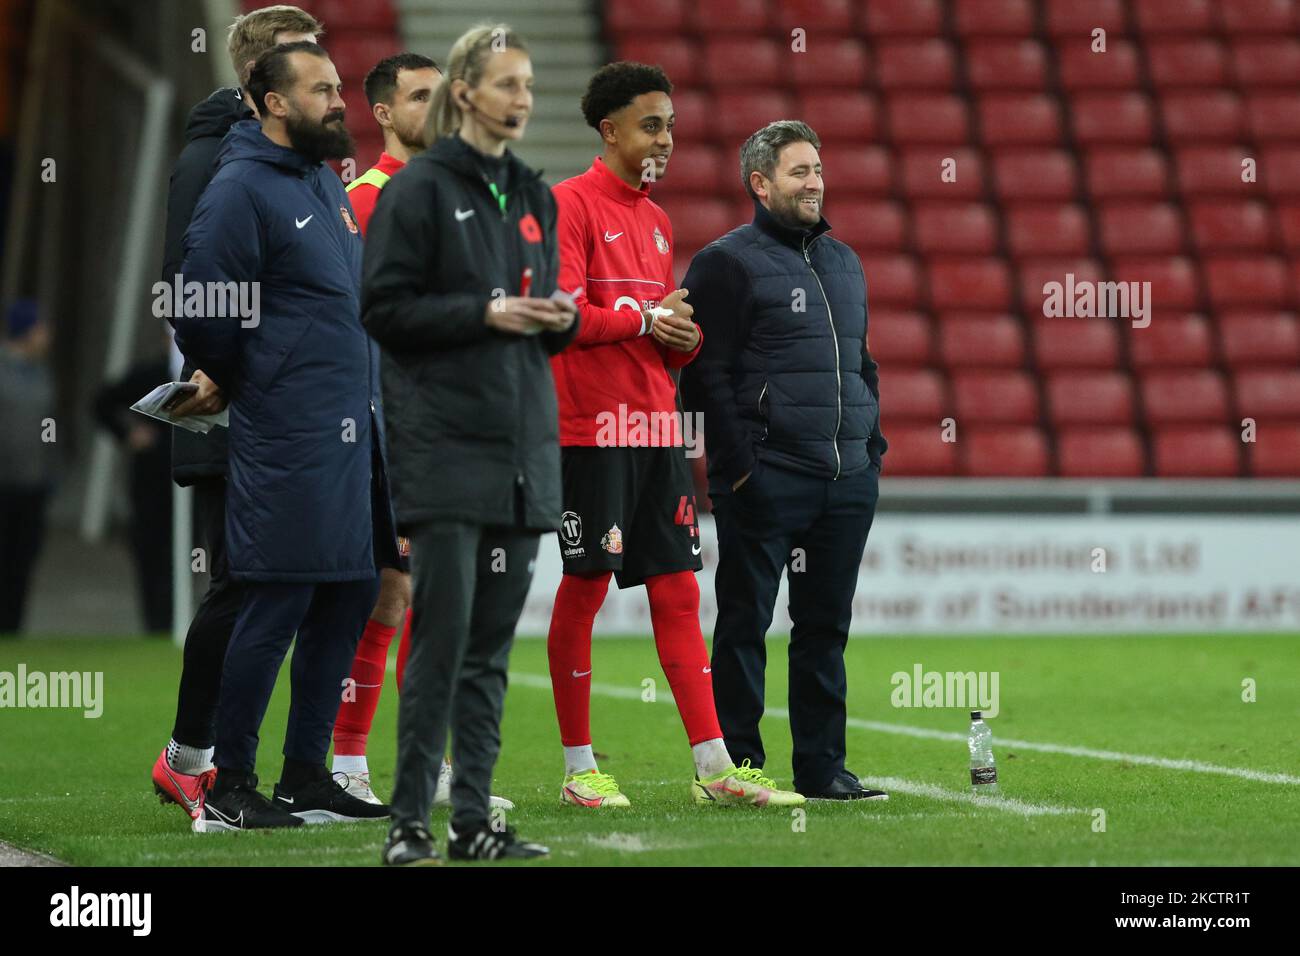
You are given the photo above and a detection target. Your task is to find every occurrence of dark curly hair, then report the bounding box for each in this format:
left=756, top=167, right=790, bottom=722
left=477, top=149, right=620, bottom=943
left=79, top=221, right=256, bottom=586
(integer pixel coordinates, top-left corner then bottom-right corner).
left=580, top=61, right=673, bottom=130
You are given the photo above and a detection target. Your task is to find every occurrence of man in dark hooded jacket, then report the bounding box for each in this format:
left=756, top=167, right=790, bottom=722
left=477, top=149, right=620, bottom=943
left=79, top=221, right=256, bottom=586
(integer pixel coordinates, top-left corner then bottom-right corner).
left=175, top=41, right=389, bottom=831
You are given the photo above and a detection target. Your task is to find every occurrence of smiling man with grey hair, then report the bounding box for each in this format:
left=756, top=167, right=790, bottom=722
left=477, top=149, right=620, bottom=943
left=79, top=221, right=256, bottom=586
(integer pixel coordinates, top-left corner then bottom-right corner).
left=680, top=119, right=888, bottom=801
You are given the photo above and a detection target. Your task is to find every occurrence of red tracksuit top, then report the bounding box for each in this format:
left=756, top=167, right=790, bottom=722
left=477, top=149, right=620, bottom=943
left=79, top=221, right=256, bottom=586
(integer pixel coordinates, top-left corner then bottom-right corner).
left=346, top=151, right=406, bottom=237
left=550, top=157, right=702, bottom=446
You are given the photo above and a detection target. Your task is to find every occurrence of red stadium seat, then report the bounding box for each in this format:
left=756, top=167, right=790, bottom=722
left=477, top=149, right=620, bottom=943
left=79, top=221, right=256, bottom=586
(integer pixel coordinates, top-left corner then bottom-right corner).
left=1127, top=313, right=1214, bottom=368
left=819, top=145, right=894, bottom=194
left=861, top=255, right=923, bottom=308
left=1133, top=0, right=1215, bottom=34
left=1146, top=40, right=1230, bottom=87
left=1262, top=147, right=1300, bottom=197
left=965, top=40, right=1048, bottom=91
left=875, top=40, right=957, bottom=90
left=992, top=149, right=1079, bottom=200
left=886, top=94, right=970, bottom=144
left=617, top=37, right=700, bottom=86
left=797, top=91, right=880, bottom=143
left=1219, top=311, right=1300, bottom=366
left=1113, top=256, right=1201, bottom=310
left=789, top=40, right=871, bottom=89
left=772, top=0, right=856, bottom=31
left=912, top=203, right=999, bottom=256
left=1246, top=94, right=1300, bottom=142
left=879, top=367, right=947, bottom=421
left=1219, top=0, right=1297, bottom=35
left=1044, top=0, right=1127, bottom=37
left=1005, top=204, right=1092, bottom=258
left=657, top=199, right=735, bottom=250
left=1085, top=148, right=1171, bottom=199
left=714, top=91, right=794, bottom=141
left=828, top=200, right=907, bottom=251
left=960, top=427, right=1050, bottom=477
left=1160, top=91, right=1247, bottom=144
left=1057, top=428, right=1146, bottom=477
left=605, top=0, right=688, bottom=34
left=1019, top=257, right=1107, bottom=313
left=703, top=38, right=782, bottom=87
left=898, top=148, right=985, bottom=200
left=952, top=371, right=1040, bottom=424
left=1247, top=425, right=1300, bottom=476
left=1205, top=257, right=1293, bottom=309
left=1058, top=41, right=1141, bottom=90
left=881, top=424, right=959, bottom=476
left=1174, top=146, right=1258, bottom=196
left=666, top=91, right=711, bottom=141
left=313, top=0, right=397, bottom=30
left=1071, top=93, right=1155, bottom=145
left=1153, top=427, right=1241, bottom=477
left=1187, top=200, right=1275, bottom=253
left=952, top=0, right=1036, bottom=36
left=324, top=35, right=400, bottom=80
left=978, top=94, right=1062, bottom=146
left=1032, top=318, right=1122, bottom=369
left=657, top=145, right=724, bottom=194
left=692, top=0, right=772, bottom=33
left=1140, top=369, right=1231, bottom=425
left=1097, top=202, right=1185, bottom=256
left=929, top=258, right=1014, bottom=310
left=1045, top=371, right=1135, bottom=426
left=937, top=313, right=1026, bottom=368
left=1231, top=40, right=1300, bottom=88
left=861, top=0, right=943, bottom=36
left=1278, top=204, right=1300, bottom=252
left=868, top=311, right=933, bottom=366
left=1234, top=369, right=1300, bottom=419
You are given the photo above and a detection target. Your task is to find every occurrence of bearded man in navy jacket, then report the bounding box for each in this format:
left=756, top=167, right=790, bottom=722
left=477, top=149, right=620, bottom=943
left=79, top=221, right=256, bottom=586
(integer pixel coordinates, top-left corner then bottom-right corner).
left=175, top=42, right=391, bottom=831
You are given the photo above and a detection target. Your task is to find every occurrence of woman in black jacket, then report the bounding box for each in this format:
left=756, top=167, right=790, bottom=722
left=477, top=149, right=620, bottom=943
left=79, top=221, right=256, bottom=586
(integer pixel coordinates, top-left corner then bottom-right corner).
left=362, top=22, right=577, bottom=866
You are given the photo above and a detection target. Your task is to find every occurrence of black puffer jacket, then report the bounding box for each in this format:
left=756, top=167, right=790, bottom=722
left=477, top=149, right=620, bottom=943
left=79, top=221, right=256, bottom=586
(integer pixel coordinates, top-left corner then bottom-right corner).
left=361, top=135, right=578, bottom=532
left=161, top=88, right=252, bottom=486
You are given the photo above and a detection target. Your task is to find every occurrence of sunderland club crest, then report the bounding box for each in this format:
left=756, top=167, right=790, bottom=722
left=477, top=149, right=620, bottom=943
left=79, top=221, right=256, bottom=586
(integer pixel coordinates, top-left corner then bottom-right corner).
left=652, top=225, right=669, bottom=255
left=601, top=523, right=624, bottom=555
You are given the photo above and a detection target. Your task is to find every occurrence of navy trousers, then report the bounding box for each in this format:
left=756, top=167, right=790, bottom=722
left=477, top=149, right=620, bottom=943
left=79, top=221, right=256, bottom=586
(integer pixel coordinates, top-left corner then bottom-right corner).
left=213, top=576, right=379, bottom=773
left=710, top=458, right=879, bottom=793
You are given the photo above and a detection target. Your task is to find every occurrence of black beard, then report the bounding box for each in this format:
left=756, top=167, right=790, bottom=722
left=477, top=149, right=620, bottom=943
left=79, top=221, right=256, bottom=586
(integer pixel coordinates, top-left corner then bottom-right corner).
left=769, top=191, right=819, bottom=231
left=286, top=109, right=354, bottom=162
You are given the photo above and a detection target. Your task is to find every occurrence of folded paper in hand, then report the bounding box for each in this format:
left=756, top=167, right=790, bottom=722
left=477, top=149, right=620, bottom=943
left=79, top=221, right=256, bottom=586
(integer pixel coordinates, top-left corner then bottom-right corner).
left=130, top=382, right=228, bottom=434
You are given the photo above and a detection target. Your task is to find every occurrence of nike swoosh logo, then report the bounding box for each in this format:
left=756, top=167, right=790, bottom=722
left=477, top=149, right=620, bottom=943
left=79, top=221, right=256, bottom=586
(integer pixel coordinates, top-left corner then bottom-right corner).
left=572, top=669, right=592, bottom=678
left=208, top=804, right=244, bottom=827
left=295, top=215, right=312, bottom=229
left=161, top=766, right=200, bottom=812
left=692, top=544, right=702, bottom=555
left=722, top=784, right=745, bottom=797
left=603, top=231, right=623, bottom=241
left=703, top=667, right=711, bottom=673
left=279, top=795, right=294, bottom=805
left=455, top=208, right=475, bottom=221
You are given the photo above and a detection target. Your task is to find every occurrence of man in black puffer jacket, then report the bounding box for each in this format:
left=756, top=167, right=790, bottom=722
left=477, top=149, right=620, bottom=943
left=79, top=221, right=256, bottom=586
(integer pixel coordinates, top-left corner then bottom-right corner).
left=681, top=120, right=889, bottom=803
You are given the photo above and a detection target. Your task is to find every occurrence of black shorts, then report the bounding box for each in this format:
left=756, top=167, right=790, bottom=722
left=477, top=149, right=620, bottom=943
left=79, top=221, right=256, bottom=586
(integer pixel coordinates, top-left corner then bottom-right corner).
left=557, top=446, right=703, bottom=589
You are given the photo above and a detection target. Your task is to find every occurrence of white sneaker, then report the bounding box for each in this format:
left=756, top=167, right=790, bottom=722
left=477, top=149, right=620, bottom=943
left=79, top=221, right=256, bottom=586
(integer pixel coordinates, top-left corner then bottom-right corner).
left=432, top=759, right=516, bottom=811
left=341, top=770, right=384, bottom=806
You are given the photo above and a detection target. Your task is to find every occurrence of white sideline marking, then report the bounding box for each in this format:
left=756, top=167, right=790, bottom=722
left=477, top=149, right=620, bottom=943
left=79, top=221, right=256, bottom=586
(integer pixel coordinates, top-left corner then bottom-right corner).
left=501, top=671, right=1300, bottom=788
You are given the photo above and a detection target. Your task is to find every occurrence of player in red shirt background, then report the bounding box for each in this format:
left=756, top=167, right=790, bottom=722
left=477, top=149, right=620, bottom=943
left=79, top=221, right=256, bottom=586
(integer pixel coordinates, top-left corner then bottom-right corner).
left=546, top=63, right=804, bottom=809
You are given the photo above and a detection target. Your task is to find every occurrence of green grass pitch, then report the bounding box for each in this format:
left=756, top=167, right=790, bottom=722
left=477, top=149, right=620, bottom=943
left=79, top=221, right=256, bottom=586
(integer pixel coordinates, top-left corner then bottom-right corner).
left=1, top=634, right=1297, bottom=866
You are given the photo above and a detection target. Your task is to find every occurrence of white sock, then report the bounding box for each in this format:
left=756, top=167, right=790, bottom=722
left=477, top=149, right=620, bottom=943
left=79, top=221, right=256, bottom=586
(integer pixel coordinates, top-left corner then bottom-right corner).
left=166, top=739, right=213, bottom=774
left=563, top=745, right=597, bottom=777
left=332, top=754, right=368, bottom=775
left=692, top=738, right=733, bottom=778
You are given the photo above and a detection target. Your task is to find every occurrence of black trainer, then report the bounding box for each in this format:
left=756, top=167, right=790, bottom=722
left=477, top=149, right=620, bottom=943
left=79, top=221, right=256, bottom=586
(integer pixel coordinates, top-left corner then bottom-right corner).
left=447, top=822, right=549, bottom=861
left=193, top=772, right=303, bottom=832
left=799, top=769, right=889, bottom=801
left=382, top=822, right=442, bottom=866
left=272, top=771, right=391, bottom=824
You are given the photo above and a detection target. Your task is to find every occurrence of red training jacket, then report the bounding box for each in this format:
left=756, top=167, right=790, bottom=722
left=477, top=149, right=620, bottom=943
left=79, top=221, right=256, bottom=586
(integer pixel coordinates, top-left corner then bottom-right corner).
left=346, top=151, right=406, bottom=237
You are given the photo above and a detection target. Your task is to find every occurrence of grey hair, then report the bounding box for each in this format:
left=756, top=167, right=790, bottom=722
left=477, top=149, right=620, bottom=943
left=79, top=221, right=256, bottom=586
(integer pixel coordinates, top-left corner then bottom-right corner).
left=739, top=120, right=821, bottom=199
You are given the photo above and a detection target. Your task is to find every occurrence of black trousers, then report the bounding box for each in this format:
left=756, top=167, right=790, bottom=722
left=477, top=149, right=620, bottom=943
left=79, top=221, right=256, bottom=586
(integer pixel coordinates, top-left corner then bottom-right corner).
left=170, top=477, right=244, bottom=747
left=0, top=485, right=50, bottom=634
left=710, top=459, right=879, bottom=793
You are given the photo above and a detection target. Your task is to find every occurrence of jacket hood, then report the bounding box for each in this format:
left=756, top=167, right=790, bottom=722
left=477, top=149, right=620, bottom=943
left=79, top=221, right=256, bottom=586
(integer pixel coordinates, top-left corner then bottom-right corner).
left=214, top=119, right=321, bottom=174
left=425, top=134, right=543, bottom=190
left=185, top=87, right=253, bottom=143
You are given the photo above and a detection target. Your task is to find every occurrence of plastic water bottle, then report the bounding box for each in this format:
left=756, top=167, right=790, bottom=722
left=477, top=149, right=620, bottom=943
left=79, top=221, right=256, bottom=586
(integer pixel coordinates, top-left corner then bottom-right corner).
left=969, top=711, right=999, bottom=795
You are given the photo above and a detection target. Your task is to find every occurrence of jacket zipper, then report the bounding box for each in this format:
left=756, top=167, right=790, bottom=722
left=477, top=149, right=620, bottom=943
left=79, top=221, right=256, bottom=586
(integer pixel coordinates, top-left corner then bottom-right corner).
left=803, top=234, right=841, bottom=479
left=758, top=381, right=769, bottom=439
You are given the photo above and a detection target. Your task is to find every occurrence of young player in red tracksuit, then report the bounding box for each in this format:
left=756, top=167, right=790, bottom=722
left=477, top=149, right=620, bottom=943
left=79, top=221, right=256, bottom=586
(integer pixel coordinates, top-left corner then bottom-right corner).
left=546, top=63, right=803, bottom=809
left=333, top=52, right=511, bottom=811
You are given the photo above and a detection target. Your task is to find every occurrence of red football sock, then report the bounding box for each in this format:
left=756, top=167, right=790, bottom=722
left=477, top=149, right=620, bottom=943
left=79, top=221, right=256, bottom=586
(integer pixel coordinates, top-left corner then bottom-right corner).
left=645, top=571, right=723, bottom=746
left=547, top=572, right=611, bottom=747
left=395, top=608, right=411, bottom=694
left=333, top=618, right=396, bottom=756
